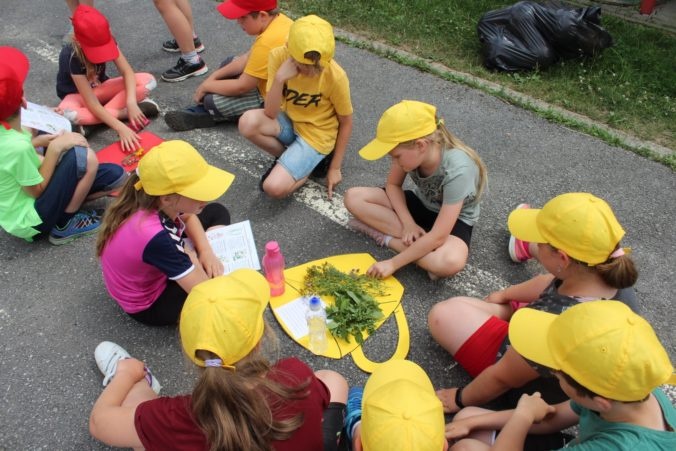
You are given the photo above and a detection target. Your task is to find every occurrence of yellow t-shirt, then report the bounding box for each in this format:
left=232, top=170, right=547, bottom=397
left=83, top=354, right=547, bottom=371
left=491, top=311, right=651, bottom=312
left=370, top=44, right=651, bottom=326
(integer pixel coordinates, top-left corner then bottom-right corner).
left=244, top=13, right=293, bottom=98
left=267, top=46, right=353, bottom=154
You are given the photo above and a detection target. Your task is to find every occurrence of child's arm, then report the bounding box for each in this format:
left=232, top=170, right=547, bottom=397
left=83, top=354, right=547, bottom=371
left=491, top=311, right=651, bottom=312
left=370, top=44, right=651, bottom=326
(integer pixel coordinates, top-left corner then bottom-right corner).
left=22, top=132, right=89, bottom=198
left=263, top=57, right=298, bottom=119
left=491, top=393, right=561, bottom=451
left=182, top=213, right=224, bottom=278
left=326, top=113, right=353, bottom=200
left=484, top=274, right=555, bottom=305
left=383, top=200, right=462, bottom=277
left=193, top=52, right=255, bottom=102
left=446, top=400, right=578, bottom=442
left=384, top=162, right=421, bottom=240
left=70, top=72, right=139, bottom=152
left=89, top=358, right=146, bottom=448
left=112, top=52, right=145, bottom=132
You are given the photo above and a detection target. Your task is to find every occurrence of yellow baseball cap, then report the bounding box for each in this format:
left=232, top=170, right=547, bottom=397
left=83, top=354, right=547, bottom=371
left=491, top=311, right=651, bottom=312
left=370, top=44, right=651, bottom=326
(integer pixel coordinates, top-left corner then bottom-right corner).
left=359, top=100, right=438, bottom=161
left=135, top=140, right=234, bottom=201
left=287, top=15, right=335, bottom=66
left=509, top=301, right=676, bottom=402
left=361, top=360, right=445, bottom=451
left=179, top=269, right=270, bottom=367
left=507, top=192, right=625, bottom=265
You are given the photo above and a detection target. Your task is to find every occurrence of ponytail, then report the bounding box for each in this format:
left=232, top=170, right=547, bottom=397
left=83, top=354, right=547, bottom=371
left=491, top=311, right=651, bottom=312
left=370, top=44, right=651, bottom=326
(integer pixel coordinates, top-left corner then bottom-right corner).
left=191, top=331, right=308, bottom=450
left=435, top=123, right=488, bottom=201
left=95, top=173, right=160, bottom=257
left=593, top=249, right=638, bottom=289
left=70, top=39, right=98, bottom=83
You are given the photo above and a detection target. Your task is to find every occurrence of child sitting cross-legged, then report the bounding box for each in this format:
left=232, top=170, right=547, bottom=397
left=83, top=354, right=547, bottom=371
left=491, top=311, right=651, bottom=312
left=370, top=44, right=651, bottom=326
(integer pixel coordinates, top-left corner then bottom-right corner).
left=89, top=269, right=349, bottom=450
left=446, top=300, right=676, bottom=451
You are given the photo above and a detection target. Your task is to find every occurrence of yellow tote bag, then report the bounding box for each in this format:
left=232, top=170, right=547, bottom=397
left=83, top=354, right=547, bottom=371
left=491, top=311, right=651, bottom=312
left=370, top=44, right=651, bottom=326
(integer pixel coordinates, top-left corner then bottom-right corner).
left=270, top=253, right=410, bottom=373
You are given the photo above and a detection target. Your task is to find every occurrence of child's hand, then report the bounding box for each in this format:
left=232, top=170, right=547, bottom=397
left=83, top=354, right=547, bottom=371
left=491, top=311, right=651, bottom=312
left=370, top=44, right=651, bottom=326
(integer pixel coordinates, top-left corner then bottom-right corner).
left=445, top=420, right=471, bottom=440
left=275, top=57, right=300, bottom=82
left=326, top=168, right=342, bottom=200
left=401, top=222, right=425, bottom=246
left=31, top=133, right=58, bottom=149
left=484, top=290, right=507, bottom=304
left=193, top=83, right=208, bottom=104
left=198, top=249, right=224, bottom=278
left=367, top=259, right=396, bottom=279
left=117, top=125, right=141, bottom=153
left=515, top=392, right=555, bottom=423
left=127, top=102, right=147, bottom=131
left=50, top=131, right=88, bottom=154
left=115, top=358, right=147, bottom=383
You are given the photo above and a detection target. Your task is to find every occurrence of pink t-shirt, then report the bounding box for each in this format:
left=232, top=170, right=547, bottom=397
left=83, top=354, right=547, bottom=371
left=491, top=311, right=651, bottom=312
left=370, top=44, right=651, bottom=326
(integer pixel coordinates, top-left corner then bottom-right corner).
left=100, top=210, right=193, bottom=313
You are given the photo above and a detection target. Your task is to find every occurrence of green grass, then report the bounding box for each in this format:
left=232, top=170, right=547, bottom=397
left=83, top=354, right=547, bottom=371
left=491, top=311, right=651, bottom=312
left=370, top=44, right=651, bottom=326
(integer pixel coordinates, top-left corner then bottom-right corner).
left=282, top=0, right=676, bottom=152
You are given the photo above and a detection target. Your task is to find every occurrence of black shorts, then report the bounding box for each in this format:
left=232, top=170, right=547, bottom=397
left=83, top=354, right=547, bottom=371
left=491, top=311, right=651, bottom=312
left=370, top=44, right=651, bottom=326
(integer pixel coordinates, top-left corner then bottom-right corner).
left=322, top=402, right=346, bottom=451
left=403, top=190, right=473, bottom=248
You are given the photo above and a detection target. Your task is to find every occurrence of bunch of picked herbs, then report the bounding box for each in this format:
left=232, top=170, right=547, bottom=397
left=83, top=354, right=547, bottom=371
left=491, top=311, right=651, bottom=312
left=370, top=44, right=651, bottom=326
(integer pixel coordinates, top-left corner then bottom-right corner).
left=301, top=263, right=386, bottom=344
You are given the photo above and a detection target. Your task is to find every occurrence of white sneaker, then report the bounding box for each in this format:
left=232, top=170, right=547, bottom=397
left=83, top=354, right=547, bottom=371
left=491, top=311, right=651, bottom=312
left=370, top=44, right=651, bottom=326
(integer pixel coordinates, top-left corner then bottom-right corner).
left=94, top=341, right=162, bottom=394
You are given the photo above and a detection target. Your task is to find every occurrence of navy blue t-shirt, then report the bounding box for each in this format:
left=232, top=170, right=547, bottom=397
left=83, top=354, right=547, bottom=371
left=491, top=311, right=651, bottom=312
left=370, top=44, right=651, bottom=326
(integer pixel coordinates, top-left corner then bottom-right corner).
left=56, top=43, right=109, bottom=99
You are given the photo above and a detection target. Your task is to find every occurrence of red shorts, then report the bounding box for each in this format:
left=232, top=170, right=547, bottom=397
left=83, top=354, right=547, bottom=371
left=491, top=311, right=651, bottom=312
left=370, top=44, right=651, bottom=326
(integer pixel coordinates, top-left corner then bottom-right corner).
left=453, top=316, right=509, bottom=378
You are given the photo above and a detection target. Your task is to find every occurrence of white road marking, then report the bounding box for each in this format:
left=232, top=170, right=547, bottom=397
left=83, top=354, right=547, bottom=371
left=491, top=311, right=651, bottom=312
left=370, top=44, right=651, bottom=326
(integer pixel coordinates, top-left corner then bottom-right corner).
left=24, top=36, right=512, bottom=298
left=209, top=140, right=510, bottom=296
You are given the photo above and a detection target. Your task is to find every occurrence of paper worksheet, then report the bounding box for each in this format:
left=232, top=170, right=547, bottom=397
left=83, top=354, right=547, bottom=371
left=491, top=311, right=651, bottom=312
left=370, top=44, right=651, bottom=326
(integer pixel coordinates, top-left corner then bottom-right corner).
left=206, top=220, right=260, bottom=274
left=21, top=102, right=72, bottom=134
left=273, top=296, right=327, bottom=339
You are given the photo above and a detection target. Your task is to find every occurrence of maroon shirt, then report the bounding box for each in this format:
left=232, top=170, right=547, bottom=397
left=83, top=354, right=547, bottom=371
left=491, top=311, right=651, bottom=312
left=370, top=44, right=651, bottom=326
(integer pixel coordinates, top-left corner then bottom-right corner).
left=134, top=358, right=329, bottom=450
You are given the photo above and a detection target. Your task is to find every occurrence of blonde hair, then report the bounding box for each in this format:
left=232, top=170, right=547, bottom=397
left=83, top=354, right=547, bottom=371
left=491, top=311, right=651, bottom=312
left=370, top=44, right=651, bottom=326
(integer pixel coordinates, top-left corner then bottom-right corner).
left=70, top=38, right=99, bottom=83
left=95, top=173, right=160, bottom=257
left=191, top=325, right=308, bottom=450
left=402, top=121, right=488, bottom=201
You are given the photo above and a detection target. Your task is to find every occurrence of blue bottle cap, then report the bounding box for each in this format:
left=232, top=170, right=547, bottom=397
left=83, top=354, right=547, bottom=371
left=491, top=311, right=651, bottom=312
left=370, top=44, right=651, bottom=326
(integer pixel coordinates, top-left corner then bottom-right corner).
left=309, top=295, right=321, bottom=307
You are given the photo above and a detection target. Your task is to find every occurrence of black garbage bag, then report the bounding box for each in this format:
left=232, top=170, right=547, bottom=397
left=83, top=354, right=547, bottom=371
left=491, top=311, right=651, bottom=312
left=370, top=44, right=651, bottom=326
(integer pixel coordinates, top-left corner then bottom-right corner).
left=477, top=1, right=613, bottom=72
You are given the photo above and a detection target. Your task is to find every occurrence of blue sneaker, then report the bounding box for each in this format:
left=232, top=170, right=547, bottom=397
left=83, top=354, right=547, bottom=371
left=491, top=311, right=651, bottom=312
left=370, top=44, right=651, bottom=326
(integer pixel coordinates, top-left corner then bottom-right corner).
left=345, top=386, right=364, bottom=443
left=48, top=210, right=101, bottom=245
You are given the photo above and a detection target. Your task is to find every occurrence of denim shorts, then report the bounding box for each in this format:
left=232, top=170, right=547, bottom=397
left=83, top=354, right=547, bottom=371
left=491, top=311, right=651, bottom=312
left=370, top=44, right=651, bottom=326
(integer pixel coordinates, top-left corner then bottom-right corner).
left=276, top=112, right=325, bottom=181
left=34, top=146, right=126, bottom=235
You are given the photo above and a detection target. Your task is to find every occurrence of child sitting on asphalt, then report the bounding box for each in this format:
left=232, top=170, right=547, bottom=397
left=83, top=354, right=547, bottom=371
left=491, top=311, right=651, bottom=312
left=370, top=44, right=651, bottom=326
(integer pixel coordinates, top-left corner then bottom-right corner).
left=344, top=100, right=488, bottom=280
left=345, top=359, right=448, bottom=451
left=429, top=193, right=639, bottom=414
left=0, top=46, right=125, bottom=245
left=96, top=140, right=234, bottom=326
left=56, top=5, right=159, bottom=151
left=89, top=269, right=348, bottom=450
left=164, top=0, right=293, bottom=131
left=446, top=301, right=676, bottom=450
left=238, top=14, right=353, bottom=200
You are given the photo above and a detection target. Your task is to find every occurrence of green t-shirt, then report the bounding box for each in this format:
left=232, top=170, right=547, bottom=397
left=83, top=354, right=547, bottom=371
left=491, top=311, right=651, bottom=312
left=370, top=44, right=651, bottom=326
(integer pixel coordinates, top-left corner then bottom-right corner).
left=409, top=148, right=481, bottom=226
left=563, top=388, right=676, bottom=450
left=0, top=127, right=43, bottom=240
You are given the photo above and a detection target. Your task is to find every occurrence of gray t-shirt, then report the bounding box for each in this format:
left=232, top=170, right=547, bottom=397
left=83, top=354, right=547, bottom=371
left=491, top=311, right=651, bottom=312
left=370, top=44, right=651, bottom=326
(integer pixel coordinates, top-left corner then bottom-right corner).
left=409, top=148, right=481, bottom=226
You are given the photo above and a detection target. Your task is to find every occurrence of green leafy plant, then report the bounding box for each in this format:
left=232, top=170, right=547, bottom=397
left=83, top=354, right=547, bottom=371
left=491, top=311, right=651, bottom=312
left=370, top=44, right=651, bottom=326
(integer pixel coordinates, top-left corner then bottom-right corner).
left=301, top=263, right=386, bottom=344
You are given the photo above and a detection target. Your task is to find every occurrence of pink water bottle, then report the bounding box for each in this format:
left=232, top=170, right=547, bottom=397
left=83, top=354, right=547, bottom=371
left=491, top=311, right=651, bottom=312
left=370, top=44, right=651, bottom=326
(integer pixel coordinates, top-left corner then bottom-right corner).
left=262, top=241, right=285, bottom=296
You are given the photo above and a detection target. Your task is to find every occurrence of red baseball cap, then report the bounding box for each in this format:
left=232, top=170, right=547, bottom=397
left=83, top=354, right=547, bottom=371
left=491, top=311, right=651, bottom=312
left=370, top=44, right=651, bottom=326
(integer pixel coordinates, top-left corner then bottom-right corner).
left=0, top=46, right=30, bottom=121
left=72, top=5, right=119, bottom=63
left=217, top=0, right=277, bottom=19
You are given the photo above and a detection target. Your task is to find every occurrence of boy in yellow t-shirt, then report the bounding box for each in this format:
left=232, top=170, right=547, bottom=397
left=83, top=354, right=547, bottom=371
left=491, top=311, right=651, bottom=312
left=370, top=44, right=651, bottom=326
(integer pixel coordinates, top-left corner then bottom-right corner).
left=164, top=0, right=292, bottom=131
left=238, top=15, right=353, bottom=200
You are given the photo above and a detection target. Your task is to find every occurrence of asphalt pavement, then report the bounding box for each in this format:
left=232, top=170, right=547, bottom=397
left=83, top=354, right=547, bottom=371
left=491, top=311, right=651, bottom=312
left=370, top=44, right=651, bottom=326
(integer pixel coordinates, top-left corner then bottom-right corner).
left=1, top=0, right=674, bottom=449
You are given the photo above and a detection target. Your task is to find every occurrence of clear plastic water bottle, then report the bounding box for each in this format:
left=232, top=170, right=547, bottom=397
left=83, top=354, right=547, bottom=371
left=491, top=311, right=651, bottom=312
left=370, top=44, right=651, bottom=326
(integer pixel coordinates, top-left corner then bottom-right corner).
left=262, top=241, right=285, bottom=296
left=306, top=295, right=328, bottom=354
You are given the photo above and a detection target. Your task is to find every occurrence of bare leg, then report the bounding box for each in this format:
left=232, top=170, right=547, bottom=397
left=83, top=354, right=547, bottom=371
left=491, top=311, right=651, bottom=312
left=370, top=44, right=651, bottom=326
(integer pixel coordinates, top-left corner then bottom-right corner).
left=315, top=370, right=348, bottom=404
left=238, top=109, right=285, bottom=156
left=344, top=187, right=405, bottom=237
left=389, top=234, right=468, bottom=278
left=262, top=164, right=309, bottom=199
left=450, top=406, right=498, bottom=447
left=153, top=0, right=196, bottom=52
left=65, top=0, right=94, bottom=15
